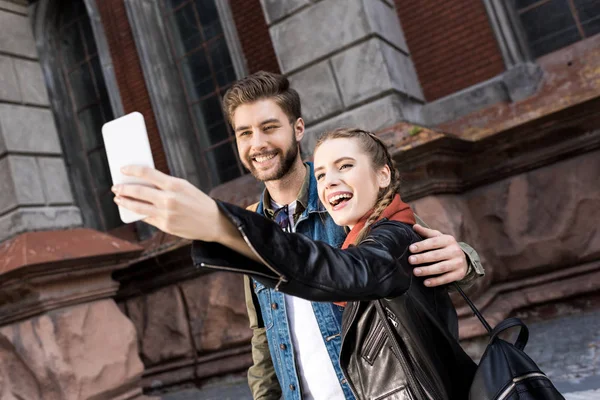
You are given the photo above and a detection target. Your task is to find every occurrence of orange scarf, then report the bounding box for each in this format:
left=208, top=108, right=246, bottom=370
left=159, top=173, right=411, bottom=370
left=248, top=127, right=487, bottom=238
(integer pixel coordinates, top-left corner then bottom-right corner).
left=334, top=194, right=415, bottom=307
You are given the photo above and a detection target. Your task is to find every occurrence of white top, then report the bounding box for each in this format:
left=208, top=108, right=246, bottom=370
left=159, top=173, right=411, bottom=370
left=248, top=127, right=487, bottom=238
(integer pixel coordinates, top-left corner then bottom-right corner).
left=272, top=200, right=345, bottom=400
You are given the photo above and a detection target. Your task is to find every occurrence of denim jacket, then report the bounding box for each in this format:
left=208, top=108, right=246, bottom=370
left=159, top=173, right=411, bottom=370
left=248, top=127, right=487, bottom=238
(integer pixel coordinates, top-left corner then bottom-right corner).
left=243, top=163, right=484, bottom=400
left=245, top=162, right=353, bottom=400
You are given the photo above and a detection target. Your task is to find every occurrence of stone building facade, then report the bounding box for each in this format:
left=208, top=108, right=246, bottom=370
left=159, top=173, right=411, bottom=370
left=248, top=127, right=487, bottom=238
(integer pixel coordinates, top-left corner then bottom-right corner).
left=0, top=0, right=599, bottom=398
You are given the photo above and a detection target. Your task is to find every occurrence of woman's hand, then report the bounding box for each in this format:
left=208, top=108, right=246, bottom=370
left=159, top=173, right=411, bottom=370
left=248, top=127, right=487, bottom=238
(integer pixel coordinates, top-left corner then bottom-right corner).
left=112, top=166, right=220, bottom=242
left=408, top=224, right=469, bottom=287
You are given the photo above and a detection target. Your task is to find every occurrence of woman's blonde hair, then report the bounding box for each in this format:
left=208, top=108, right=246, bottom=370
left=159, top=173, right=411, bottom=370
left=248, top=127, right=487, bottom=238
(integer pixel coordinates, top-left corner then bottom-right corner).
left=314, top=128, right=402, bottom=244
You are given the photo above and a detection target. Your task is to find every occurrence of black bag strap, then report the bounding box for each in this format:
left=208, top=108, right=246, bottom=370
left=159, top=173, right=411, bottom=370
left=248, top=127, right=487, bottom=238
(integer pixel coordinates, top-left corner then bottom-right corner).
left=374, top=300, right=429, bottom=400
left=490, top=317, right=529, bottom=350
left=452, top=283, right=529, bottom=350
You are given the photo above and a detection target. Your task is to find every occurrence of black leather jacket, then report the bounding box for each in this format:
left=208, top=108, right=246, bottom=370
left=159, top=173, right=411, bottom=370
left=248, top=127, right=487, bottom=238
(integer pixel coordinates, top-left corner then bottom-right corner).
left=192, top=202, right=476, bottom=399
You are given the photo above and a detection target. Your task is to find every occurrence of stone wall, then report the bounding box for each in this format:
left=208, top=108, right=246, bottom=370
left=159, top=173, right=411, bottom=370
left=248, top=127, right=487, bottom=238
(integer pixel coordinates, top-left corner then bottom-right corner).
left=0, top=0, right=81, bottom=242
left=260, top=0, right=425, bottom=153
left=116, top=267, right=253, bottom=390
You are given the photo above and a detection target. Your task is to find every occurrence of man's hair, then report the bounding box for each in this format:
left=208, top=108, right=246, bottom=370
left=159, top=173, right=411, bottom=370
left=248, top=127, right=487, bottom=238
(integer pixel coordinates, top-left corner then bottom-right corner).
left=222, top=71, right=302, bottom=127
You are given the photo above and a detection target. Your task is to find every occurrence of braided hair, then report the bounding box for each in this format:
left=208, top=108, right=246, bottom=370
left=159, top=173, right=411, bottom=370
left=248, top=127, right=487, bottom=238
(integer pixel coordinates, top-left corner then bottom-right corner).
left=314, top=128, right=402, bottom=245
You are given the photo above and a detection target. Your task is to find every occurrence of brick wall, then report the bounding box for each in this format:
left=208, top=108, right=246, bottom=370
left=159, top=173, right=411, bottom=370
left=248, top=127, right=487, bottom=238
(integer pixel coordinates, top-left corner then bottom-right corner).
left=229, top=0, right=280, bottom=74
left=96, top=0, right=169, bottom=174
left=395, top=0, right=505, bottom=101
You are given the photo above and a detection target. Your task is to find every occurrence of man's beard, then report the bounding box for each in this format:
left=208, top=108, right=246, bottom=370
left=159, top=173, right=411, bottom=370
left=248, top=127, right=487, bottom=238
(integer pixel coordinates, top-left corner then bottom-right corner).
left=245, top=137, right=299, bottom=182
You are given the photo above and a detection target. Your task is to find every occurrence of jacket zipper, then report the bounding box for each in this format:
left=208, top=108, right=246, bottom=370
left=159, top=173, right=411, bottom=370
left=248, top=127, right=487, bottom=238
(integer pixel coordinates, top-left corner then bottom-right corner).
left=362, top=319, right=387, bottom=364
left=497, top=372, right=549, bottom=400
left=377, top=305, right=435, bottom=400
left=237, top=225, right=288, bottom=290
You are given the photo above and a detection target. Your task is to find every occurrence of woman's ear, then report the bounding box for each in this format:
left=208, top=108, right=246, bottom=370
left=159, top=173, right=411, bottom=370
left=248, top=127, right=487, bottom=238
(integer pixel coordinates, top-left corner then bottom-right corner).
left=377, top=164, right=392, bottom=189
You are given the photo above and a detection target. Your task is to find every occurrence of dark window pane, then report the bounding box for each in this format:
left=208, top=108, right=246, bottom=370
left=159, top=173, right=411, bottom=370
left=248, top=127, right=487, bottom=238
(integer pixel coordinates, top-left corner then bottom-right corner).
left=165, top=0, right=190, bottom=10
left=99, top=191, right=121, bottom=229
left=519, top=0, right=581, bottom=57
left=205, top=142, right=241, bottom=184
left=515, top=0, right=543, bottom=10
left=78, top=105, right=104, bottom=151
left=81, top=18, right=97, bottom=55
left=61, top=0, right=86, bottom=24
left=208, top=122, right=230, bottom=146
left=192, top=96, right=229, bottom=147
left=90, top=57, right=114, bottom=121
left=574, top=0, right=600, bottom=36
left=529, top=26, right=581, bottom=57
left=582, top=15, right=600, bottom=36
left=89, top=149, right=112, bottom=190
left=69, top=65, right=95, bottom=109
left=520, top=1, right=576, bottom=40
left=209, top=37, right=236, bottom=87
left=199, top=95, right=223, bottom=129
left=60, top=23, right=86, bottom=67
left=195, top=0, right=222, bottom=40
left=181, top=49, right=214, bottom=101
left=168, top=3, right=203, bottom=56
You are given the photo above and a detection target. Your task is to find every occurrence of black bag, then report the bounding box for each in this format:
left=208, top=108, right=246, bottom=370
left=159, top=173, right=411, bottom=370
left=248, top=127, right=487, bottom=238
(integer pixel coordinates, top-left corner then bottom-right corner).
left=454, top=283, right=565, bottom=400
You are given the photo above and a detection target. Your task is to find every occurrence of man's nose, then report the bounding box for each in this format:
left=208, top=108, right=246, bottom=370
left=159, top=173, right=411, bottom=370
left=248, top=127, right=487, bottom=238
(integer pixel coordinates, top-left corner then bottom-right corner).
left=249, top=129, right=268, bottom=148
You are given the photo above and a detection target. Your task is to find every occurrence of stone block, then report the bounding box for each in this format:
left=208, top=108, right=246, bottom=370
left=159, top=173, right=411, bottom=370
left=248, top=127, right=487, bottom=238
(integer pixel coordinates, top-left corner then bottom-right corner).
left=503, top=62, right=544, bottom=102
left=0, top=300, right=144, bottom=400
left=464, top=151, right=600, bottom=282
left=0, top=1, right=28, bottom=16
left=0, top=157, right=17, bottom=214
left=0, top=10, right=37, bottom=59
left=303, top=93, right=420, bottom=156
left=0, top=206, right=83, bottom=242
left=7, top=155, right=45, bottom=205
left=421, top=78, right=509, bottom=126
left=331, top=38, right=423, bottom=108
left=124, top=285, right=193, bottom=367
left=38, top=157, right=74, bottom=205
left=289, top=60, right=343, bottom=124
left=260, top=0, right=310, bottom=25
left=271, top=0, right=409, bottom=73
left=364, top=0, right=409, bottom=51
left=0, top=55, right=21, bottom=103
left=0, top=104, right=62, bottom=155
left=14, top=59, right=49, bottom=106
left=179, top=272, right=251, bottom=353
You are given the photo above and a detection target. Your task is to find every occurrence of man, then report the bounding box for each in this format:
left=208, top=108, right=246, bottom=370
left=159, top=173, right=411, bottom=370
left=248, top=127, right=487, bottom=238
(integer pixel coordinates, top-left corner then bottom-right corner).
left=114, top=71, right=484, bottom=400
left=220, top=71, right=483, bottom=400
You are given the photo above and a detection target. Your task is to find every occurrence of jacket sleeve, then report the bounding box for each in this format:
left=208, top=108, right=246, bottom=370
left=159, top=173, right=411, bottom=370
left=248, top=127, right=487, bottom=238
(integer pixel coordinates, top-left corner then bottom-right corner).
left=192, top=201, right=417, bottom=302
left=243, top=275, right=282, bottom=400
left=413, top=214, right=485, bottom=286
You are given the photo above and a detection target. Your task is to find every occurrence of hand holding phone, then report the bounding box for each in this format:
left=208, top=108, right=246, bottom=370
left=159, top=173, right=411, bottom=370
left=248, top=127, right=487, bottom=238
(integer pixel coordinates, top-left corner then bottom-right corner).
left=102, top=111, right=155, bottom=224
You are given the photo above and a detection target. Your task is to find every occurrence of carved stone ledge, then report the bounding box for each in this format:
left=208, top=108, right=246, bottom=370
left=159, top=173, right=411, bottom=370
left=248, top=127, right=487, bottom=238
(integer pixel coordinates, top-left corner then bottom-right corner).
left=457, top=260, right=600, bottom=339
left=0, top=228, right=143, bottom=326
left=386, top=97, right=600, bottom=201
left=141, top=346, right=251, bottom=391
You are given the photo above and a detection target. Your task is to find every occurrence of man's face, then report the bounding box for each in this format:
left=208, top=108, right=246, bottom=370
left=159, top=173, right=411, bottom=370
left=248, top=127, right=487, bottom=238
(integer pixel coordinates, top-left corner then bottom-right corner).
left=233, top=99, right=304, bottom=182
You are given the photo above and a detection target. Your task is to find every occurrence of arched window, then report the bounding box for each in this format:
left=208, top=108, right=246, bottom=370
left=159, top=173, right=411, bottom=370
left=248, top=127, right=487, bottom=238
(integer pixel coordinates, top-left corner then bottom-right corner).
left=34, top=0, right=121, bottom=231
left=515, top=0, right=600, bottom=57
left=160, top=0, right=245, bottom=188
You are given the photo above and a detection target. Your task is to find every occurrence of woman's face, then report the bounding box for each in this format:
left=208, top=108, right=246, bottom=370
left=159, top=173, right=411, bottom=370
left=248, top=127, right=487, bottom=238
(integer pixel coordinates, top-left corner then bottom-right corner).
left=314, top=137, right=391, bottom=229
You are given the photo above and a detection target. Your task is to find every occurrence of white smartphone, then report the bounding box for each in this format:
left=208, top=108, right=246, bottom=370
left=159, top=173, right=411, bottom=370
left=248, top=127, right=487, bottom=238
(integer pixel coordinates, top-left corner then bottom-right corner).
left=102, top=111, right=155, bottom=224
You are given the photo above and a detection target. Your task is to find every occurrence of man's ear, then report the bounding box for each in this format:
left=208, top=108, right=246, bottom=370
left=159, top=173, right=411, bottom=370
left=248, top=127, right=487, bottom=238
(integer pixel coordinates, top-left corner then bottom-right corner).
left=294, top=118, right=305, bottom=142
left=378, top=164, right=392, bottom=189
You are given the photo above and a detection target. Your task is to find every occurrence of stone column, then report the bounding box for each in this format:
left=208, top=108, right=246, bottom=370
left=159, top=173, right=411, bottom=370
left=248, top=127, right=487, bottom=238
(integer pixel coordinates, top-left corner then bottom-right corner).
left=0, top=0, right=82, bottom=242
left=260, top=0, right=425, bottom=154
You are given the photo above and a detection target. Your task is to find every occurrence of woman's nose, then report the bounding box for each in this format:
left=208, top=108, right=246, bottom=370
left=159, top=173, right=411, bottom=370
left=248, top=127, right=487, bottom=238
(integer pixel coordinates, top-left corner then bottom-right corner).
left=324, top=173, right=340, bottom=189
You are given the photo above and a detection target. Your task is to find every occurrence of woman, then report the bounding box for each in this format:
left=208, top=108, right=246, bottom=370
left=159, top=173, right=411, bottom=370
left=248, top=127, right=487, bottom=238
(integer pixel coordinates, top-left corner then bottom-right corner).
left=115, top=128, right=476, bottom=399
